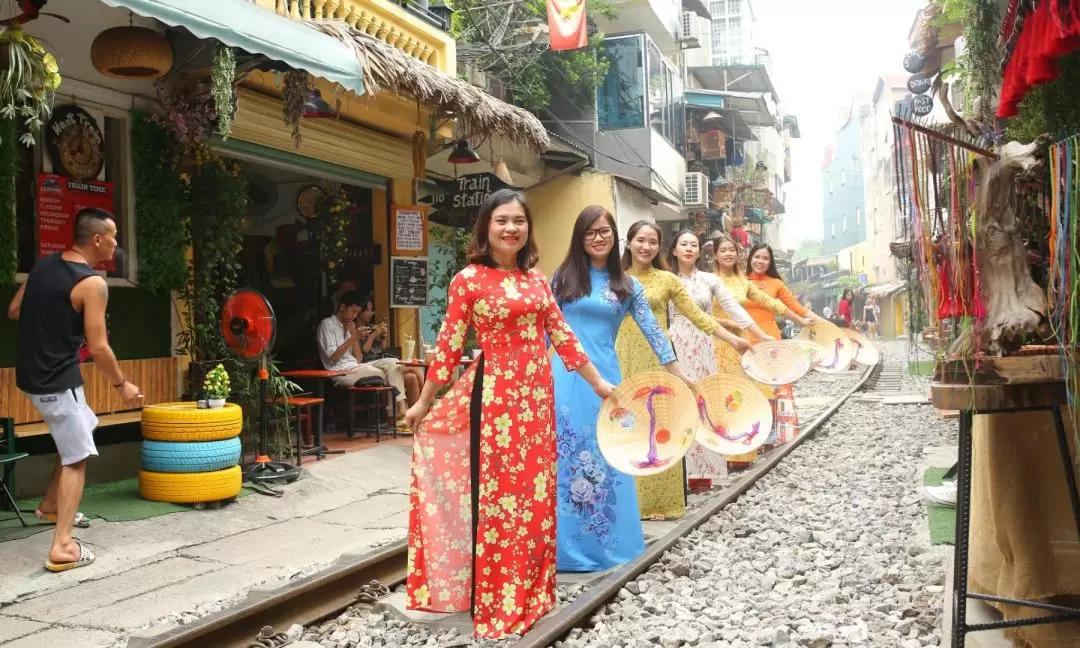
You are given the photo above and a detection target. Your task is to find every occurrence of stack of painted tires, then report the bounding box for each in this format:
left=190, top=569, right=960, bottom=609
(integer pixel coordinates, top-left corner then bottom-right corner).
left=139, top=403, right=244, bottom=504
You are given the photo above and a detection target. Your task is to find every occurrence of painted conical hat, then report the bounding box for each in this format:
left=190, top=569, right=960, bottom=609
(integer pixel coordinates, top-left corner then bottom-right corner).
left=797, top=321, right=856, bottom=373
left=739, top=340, right=812, bottom=385
left=691, top=373, right=773, bottom=456
left=792, top=340, right=829, bottom=368
left=596, top=372, right=697, bottom=477
left=844, top=329, right=880, bottom=366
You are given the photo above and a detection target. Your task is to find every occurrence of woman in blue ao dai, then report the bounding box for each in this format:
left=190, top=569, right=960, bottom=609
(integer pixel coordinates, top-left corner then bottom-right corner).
left=549, top=206, right=693, bottom=572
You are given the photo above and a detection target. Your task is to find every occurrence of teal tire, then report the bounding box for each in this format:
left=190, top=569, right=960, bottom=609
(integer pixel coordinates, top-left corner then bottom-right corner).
left=141, top=438, right=242, bottom=474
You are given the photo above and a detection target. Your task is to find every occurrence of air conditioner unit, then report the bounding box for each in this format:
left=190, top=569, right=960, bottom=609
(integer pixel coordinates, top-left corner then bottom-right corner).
left=684, top=172, right=708, bottom=208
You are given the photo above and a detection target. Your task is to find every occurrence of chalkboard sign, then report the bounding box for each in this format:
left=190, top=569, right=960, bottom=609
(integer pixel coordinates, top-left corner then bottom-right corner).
left=907, top=73, right=933, bottom=95
left=911, top=94, right=934, bottom=117
left=391, top=257, right=429, bottom=308
left=903, top=50, right=925, bottom=74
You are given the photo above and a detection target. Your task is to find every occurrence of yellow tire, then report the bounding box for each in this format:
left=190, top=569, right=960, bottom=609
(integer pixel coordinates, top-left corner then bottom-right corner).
left=141, top=402, right=243, bottom=442
left=139, top=466, right=242, bottom=504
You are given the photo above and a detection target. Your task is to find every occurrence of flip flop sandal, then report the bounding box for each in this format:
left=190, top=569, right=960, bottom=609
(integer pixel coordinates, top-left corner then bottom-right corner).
left=45, top=539, right=96, bottom=573
left=356, top=579, right=391, bottom=604
left=35, top=510, right=91, bottom=528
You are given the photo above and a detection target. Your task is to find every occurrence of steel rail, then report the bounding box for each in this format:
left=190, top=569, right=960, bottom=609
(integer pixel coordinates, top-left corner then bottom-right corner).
left=511, top=360, right=880, bottom=648
left=128, top=360, right=878, bottom=648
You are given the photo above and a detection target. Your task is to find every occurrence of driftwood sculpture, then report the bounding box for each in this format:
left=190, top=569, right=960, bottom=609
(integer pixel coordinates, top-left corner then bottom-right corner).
left=939, top=85, right=1049, bottom=355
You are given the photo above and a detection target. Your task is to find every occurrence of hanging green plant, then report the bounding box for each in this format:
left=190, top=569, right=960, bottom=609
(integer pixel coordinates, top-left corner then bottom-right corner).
left=174, top=144, right=248, bottom=364
left=282, top=69, right=312, bottom=147
left=314, top=185, right=352, bottom=289
left=0, top=26, right=61, bottom=147
left=131, top=112, right=188, bottom=293
left=211, top=45, right=236, bottom=141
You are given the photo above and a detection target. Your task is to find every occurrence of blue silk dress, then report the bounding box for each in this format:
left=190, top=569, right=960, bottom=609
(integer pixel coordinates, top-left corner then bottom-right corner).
left=552, top=266, right=676, bottom=572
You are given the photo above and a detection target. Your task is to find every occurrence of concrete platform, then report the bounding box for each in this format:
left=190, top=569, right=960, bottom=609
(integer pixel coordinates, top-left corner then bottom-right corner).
left=0, top=441, right=413, bottom=646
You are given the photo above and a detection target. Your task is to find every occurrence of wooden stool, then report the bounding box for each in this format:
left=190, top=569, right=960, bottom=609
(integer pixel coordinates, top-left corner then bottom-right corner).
left=274, top=396, right=325, bottom=465
left=346, top=386, right=398, bottom=443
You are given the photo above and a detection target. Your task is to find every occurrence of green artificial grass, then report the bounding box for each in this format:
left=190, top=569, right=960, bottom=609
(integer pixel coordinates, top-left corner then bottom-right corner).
left=923, top=466, right=956, bottom=546
left=908, top=360, right=936, bottom=377
left=1, top=476, right=251, bottom=542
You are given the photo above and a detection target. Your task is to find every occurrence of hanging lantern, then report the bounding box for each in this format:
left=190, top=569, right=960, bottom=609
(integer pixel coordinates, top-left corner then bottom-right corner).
left=91, top=26, right=173, bottom=79
left=447, top=140, right=480, bottom=164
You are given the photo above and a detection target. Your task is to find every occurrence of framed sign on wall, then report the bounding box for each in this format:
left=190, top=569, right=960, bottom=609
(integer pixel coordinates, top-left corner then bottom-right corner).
left=390, top=204, right=428, bottom=257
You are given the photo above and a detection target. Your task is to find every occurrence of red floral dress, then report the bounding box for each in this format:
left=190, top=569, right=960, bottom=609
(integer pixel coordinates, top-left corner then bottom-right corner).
left=406, top=264, right=588, bottom=639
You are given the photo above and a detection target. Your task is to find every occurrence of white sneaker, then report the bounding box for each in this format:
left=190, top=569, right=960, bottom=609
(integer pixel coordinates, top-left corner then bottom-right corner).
left=924, top=482, right=957, bottom=507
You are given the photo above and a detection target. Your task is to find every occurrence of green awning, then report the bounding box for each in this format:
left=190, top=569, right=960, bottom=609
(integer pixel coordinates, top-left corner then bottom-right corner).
left=100, top=0, right=364, bottom=95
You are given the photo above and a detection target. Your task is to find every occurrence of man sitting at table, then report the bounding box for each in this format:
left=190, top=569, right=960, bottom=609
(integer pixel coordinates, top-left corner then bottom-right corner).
left=316, top=291, right=406, bottom=420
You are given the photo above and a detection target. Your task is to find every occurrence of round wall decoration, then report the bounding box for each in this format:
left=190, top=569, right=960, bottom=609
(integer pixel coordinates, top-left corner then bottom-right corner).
left=46, top=106, right=105, bottom=182
left=296, top=184, right=324, bottom=220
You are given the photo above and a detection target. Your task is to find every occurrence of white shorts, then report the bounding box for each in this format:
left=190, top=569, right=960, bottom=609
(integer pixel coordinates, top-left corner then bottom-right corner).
left=26, top=386, right=100, bottom=465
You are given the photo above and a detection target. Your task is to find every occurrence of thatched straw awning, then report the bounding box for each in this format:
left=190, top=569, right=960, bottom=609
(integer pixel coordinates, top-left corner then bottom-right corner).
left=306, top=21, right=550, bottom=153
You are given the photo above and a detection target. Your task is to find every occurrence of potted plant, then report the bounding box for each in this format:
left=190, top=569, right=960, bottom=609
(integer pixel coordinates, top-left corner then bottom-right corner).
left=0, top=25, right=61, bottom=146
left=203, top=363, right=230, bottom=408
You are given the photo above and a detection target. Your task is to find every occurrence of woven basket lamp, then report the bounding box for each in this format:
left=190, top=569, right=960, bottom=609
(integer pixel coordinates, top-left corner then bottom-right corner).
left=91, top=26, right=173, bottom=79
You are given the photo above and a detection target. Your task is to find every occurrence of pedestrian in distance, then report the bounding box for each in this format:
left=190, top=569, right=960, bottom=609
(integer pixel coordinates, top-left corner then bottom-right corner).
left=7, top=207, right=143, bottom=573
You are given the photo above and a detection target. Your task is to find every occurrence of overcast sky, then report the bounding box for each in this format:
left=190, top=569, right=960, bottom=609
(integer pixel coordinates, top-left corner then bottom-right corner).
left=750, top=0, right=927, bottom=249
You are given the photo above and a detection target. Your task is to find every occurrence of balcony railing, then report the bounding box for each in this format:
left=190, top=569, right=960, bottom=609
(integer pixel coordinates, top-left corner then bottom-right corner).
left=257, top=0, right=454, bottom=71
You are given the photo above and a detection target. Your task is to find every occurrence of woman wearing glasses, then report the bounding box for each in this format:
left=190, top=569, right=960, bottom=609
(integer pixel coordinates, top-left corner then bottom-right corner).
left=550, top=206, right=693, bottom=572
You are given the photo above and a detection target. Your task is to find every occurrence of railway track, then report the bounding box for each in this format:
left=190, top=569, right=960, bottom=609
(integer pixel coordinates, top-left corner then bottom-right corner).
left=129, top=359, right=880, bottom=648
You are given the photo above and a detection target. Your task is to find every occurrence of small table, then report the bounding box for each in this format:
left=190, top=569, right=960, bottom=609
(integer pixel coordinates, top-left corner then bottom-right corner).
left=280, top=369, right=349, bottom=460
left=931, top=379, right=1080, bottom=647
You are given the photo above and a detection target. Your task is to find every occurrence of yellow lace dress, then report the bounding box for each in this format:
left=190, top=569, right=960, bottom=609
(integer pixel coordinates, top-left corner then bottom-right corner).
left=712, top=272, right=787, bottom=465
left=616, top=267, right=721, bottom=519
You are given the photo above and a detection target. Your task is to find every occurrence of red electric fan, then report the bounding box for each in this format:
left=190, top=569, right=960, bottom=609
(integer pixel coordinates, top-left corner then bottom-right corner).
left=221, top=288, right=300, bottom=490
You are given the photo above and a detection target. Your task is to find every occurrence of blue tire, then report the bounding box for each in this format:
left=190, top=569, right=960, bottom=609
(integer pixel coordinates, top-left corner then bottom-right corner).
left=141, top=437, right=242, bottom=474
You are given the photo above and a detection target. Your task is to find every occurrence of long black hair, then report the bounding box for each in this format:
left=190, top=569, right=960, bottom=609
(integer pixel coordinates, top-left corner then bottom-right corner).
left=666, top=228, right=701, bottom=274
left=620, top=220, right=669, bottom=271
left=466, top=188, right=539, bottom=271
left=552, top=205, right=632, bottom=304
left=745, top=242, right=782, bottom=279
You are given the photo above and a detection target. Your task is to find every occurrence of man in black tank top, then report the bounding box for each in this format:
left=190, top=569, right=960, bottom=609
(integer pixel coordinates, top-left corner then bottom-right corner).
left=7, top=208, right=142, bottom=572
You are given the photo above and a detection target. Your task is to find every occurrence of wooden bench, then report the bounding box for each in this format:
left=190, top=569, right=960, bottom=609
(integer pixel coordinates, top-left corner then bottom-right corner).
left=14, top=410, right=144, bottom=439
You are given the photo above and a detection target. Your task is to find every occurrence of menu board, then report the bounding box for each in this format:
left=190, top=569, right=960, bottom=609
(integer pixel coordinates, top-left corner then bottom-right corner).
left=36, top=173, right=116, bottom=271
left=391, top=257, right=429, bottom=308
left=391, top=204, right=428, bottom=257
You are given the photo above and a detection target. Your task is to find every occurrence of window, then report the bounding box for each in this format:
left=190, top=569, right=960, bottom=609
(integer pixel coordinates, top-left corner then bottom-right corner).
left=831, top=222, right=836, bottom=237
left=17, top=109, right=131, bottom=280
left=829, top=179, right=834, bottom=194
left=840, top=169, right=846, bottom=185
left=647, top=42, right=684, bottom=150
left=856, top=208, right=861, bottom=226
left=710, top=1, right=724, bottom=17
left=728, top=18, right=741, bottom=55
left=727, top=0, right=740, bottom=16
left=843, top=215, right=848, bottom=232
left=597, top=36, right=646, bottom=131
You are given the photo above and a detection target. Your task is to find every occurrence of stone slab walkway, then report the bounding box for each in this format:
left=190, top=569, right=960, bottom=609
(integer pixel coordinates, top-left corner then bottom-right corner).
left=0, top=442, right=413, bottom=647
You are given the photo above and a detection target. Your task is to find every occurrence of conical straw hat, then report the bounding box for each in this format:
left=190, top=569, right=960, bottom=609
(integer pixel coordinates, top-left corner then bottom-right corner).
left=797, top=321, right=856, bottom=374
left=739, top=340, right=812, bottom=385
left=792, top=340, right=828, bottom=368
left=596, top=372, right=697, bottom=477
left=691, top=373, right=773, bottom=456
left=844, top=329, right=880, bottom=366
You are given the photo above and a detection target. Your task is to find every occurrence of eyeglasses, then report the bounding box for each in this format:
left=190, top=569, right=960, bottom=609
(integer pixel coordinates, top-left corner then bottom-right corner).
left=584, top=227, right=614, bottom=241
